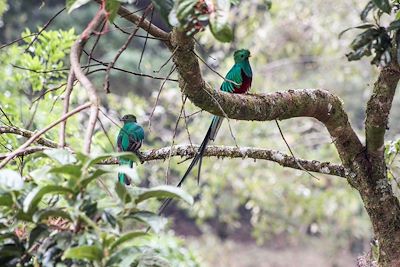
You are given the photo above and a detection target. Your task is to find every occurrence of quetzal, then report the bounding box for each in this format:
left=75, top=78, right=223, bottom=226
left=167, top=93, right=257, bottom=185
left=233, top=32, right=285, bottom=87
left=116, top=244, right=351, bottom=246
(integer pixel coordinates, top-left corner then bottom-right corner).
left=159, top=49, right=252, bottom=212
left=117, top=114, right=144, bottom=185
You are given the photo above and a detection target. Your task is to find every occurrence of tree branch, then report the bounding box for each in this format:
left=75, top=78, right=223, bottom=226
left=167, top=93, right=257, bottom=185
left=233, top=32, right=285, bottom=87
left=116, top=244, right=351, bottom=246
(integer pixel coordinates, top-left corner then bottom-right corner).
left=0, top=102, right=91, bottom=168
left=0, top=138, right=349, bottom=178
left=70, top=9, right=106, bottom=154
left=365, top=63, right=400, bottom=157
left=0, top=125, right=58, bottom=148
left=169, top=30, right=363, bottom=170
left=0, top=146, right=48, bottom=160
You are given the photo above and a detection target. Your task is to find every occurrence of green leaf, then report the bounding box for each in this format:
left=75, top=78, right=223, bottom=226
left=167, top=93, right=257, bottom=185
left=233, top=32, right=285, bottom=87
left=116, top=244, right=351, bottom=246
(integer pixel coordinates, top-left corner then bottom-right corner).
left=372, top=0, right=391, bottom=14
left=80, top=169, right=108, bottom=188
left=32, top=208, right=71, bottom=223
left=66, top=0, right=91, bottom=13
left=63, top=245, right=103, bottom=261
left=0, top=192, right=13, bottom=207
left=43, top=148, right=76, bottom=165
left=49, top=164, right=82, bottom=178
left=388, top=20, right=400, bottom=31
left=361, top=1, right=376, bottom=21
left=209, top=0, right=234, bottom=42
left=151, top=0, right=174, bottom=24
left=105, top=0, right=121, bottom=22
left=28, top=224, right=49, bottom=248
left=210, top=22, right=234, bottom=42
left=110, top=231, right=147, bottom=251
left=135, top=185, right=193, bottom=205
left=23, top=185, right=74, bottom=213
left=338, top=24, right=375, bottom=39
left=115, top=182, right=132, bottom=204
left=0, top=170, right=24, bottom=191
left=129, top=211, right=167, bottom=233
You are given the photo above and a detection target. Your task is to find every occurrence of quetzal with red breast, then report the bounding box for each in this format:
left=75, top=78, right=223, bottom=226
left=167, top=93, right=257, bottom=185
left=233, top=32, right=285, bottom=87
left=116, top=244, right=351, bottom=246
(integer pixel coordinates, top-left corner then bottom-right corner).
left=117, top=114, right=144, bottom=185
left=159, top=49, right=252, bottom=212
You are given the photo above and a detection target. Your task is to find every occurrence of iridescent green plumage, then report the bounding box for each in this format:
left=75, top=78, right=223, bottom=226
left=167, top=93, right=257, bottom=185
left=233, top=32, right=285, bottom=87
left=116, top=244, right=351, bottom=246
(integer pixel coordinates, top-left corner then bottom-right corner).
left=117, top=114, right=144, bottom=185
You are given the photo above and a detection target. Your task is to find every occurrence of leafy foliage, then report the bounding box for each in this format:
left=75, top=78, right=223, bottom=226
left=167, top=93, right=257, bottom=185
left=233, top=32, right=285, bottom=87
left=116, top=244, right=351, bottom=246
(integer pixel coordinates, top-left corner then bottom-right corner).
left=344, top=0, right=400, bottom=66
left=0, top=150, right=197, bottom=266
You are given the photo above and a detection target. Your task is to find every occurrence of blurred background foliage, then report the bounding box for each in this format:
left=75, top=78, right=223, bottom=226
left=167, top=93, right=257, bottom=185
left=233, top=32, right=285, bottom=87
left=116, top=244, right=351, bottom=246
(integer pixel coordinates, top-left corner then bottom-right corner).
left=2, top=0, right=400, bottom=266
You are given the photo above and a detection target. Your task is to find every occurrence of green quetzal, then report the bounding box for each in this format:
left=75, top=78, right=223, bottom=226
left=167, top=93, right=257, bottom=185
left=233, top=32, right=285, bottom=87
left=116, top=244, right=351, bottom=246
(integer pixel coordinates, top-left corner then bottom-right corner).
left=117, top=114, right=144, bottom=185
left=159, top=49, right=253, bottom=212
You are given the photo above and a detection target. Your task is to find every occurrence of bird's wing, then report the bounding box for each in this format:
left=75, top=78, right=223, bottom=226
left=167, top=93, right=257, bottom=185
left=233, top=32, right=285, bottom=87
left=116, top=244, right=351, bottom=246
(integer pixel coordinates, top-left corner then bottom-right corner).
left=220, top=64, right=243, bottom=93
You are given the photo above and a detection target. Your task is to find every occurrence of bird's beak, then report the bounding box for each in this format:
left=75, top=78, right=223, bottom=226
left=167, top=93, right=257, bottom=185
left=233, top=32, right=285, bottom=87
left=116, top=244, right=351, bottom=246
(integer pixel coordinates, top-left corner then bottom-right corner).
left=119, top=118, right=124, bottom=122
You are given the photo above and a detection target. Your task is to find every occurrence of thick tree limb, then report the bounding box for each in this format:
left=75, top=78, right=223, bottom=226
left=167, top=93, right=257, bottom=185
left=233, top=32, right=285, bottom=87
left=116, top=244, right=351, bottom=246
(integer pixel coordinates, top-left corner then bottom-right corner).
left=0, top=102, right=90, bottom=168
left=169, top=30, right=363, bottom=171
left=365, top=63, right=400, bottom=157
left=0, top=125, right=58, bottom=148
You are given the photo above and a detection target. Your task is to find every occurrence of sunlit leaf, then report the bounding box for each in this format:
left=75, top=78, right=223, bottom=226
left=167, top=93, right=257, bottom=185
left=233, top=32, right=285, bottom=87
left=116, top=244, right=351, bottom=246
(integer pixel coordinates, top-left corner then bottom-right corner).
left=115, top=182, right=132, bottom=204
left=80, top=169, right=108, bottom=188
left=105, top=0, right=120, bottom=22
left=209, top=0, right=234, bottom=42
left=0, top=170, right=23, bottom=191
left=110, top=231, right=147, bottom=251
left=66, top=0, right=91, bottom=13
left=49, top=164, right=82, bottom=178
left=135, top=185, right=193, bottom=205
left=23, top=185, right=74, bottom=213
left=129, top=211, right=167, bottom=233
left=63, top=245, right=103, bottom=261
left=43, top=149, right=76, bottom=165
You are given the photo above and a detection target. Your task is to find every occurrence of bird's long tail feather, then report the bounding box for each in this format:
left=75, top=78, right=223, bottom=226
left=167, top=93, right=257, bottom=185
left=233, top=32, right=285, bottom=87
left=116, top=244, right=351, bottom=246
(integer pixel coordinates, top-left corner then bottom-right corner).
left=118, top=159, right=133, bottom=185
left=158, top=116, right=223, bottom=214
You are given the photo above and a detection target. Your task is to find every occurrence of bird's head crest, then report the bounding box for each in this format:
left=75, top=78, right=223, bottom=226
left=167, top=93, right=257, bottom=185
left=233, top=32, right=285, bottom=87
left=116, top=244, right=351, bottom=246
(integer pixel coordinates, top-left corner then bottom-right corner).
left=120, top=114, right=137, bottom=123
left=233, top=49, right=251, bottom=63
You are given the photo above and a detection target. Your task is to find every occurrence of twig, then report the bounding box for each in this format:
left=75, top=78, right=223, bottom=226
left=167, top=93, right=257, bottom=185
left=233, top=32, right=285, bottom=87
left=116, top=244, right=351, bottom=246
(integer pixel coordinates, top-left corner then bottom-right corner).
left=0, top=146, right=48, bottom=160
left=58, top=68, right=75, bottom=148
left=86, top=20, right=106, bottom=72
left=138, top=6, right=154, bottom=71
left=99, top=109, right=123, bottom=130
left=154, top=46, right=178, bottom=73
left=112, top=23, right=168, bottom=40
left=82, top=52, right=178, bottom=81
left=275, top=120, right=319, bottom=180
left=200, top=85, right=239, bottom=148
left=0, top=102, right=90, bottom=168
left=0, top=33, right=37, bottom=50
left=148, top=65, right=177, bottom=131
left=182, top=96, right=194, bottom=149
left=104, top=5, right=152, bottom=93
left=0, top=107, right=13, bottom=126
left=97, top=116, right=116, bottom=151
left=193, top=50, right=240, bottom=86
left=24, top=8, right=65, bottom=53
left=165, top=97, right=186, bottom=183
